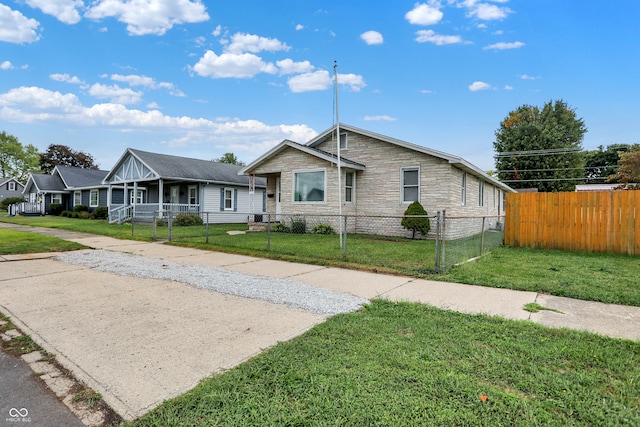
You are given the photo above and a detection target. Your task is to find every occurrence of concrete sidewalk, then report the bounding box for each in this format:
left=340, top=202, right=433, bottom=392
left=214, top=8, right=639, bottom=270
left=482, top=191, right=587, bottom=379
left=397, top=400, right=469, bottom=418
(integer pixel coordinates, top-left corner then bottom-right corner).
left=1, top=223, right=639, bottom=421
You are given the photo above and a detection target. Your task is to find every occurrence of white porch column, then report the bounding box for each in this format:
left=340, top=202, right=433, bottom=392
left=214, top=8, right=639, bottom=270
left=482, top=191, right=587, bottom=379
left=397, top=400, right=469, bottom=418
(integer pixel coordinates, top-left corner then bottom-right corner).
left=123, top=183, right=128, bottom=206
left=158, top=178, right=164, bottom=214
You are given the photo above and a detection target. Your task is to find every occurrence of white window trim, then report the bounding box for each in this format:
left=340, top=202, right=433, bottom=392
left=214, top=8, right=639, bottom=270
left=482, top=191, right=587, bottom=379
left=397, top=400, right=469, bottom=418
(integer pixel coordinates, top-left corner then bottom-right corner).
left=188, top=185, right=197, bottom=206
left=74, top=191, right=82, bottom=206
left=461, top=172, right=467, bottom=206
left=345, top=171, right=355, bottom=204
left=8, top=181, right=16, bottom=191
left=129, top=189, right=145, bottom=204
left=339, top=133, right=348, bottom=150
left=292, top=168, right=326, bottom=204
left=90, top=189, right=99, bottom=207
left=51, top=193, right=62, bottom=204
left=479, top=181, right=485, bottom=207
left=223, top=187, right=234, bottom=211
left=401, top=166, right=420, bottom=204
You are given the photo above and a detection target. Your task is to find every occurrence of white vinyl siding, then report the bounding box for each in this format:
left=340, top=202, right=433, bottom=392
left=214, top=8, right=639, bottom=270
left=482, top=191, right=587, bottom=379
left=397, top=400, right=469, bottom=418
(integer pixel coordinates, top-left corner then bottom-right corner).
left=401, top=166, right=420, bottom=203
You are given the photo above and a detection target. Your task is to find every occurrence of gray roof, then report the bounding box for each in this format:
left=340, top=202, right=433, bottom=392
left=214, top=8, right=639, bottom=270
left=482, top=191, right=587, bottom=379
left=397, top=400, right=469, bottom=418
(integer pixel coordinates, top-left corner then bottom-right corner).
left=30, top=173, right=66, bottom=192
left=122, top=149, right=265, bottom=187
left=55, top=167, right=109, bottom=188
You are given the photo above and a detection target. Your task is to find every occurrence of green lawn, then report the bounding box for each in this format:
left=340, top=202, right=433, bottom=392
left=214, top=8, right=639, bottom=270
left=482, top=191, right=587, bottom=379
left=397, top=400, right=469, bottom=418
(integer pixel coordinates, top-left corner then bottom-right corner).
left=1, top=214, right=639, bottom=306
left=0, top=228, right=86, bottom=255
left=128, top=300, right=640, bottom=426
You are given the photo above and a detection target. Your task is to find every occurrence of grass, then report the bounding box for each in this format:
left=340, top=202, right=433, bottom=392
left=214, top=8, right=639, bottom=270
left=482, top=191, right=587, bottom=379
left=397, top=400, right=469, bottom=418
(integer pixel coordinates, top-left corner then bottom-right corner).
left=72, top=390, right=103, bottom=408
left=523, top=303, right=564, bottom=314
left=128, top=300, right=640, bottom=426
left=1, top=214, right=639, bottom=306
left=441, top=246, right=640, bottom=306
left=0, top=228, right=86, bottom=255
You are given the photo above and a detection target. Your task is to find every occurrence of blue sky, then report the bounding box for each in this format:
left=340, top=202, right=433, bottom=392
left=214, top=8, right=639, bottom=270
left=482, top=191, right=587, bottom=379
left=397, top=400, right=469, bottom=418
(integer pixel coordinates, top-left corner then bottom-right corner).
left=1, top=0, right=639, bottom=172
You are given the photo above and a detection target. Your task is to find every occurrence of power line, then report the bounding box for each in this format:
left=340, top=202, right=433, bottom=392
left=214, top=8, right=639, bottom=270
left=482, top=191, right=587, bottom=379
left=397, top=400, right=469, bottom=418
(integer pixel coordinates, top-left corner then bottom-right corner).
left=496, top=165, right=619, bottom=173
left=495, top=147, right=581, bottom=158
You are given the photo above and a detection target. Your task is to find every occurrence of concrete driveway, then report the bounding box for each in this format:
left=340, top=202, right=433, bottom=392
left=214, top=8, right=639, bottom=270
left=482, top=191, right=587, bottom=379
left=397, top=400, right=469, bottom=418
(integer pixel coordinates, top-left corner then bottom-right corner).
left=0, top=255, right=326, bottom=421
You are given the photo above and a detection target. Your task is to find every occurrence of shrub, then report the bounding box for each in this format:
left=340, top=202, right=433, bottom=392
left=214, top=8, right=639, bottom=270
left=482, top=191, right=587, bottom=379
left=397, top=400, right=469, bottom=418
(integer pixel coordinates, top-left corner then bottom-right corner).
left=0, top=197, right=25, bottom=211
left=61, top=210, right=73, bottom=218
left=401, top=200, right=431, bottom=239
left=95, top=206, right=108, bottom=219
left=49, top=203, right=63, bottom=216
left=174, top=214, right=203, bottom=226
left=290, top=217, right=307, bottom=234
left=311, top=224, right=335, bottom=235
left=271, top=223, right=290, bottom=233
left=78, top=211, right=90, bottom=219
left=74, top=204, right=89, bottom=213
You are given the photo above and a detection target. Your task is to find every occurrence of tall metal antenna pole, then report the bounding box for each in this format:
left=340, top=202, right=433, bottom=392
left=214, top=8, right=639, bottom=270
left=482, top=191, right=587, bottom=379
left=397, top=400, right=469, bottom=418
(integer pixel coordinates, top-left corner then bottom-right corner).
left=334, top=61, right=343, bottom=248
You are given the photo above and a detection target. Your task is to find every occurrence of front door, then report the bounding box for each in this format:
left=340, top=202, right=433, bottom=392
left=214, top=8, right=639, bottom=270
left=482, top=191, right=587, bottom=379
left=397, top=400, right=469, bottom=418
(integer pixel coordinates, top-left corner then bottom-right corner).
left=170, top=186, right=180, bottom=205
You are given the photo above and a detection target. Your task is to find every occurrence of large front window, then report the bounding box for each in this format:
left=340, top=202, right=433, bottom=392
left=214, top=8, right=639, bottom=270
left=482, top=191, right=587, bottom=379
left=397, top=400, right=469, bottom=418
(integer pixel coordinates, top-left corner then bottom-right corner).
left=401, top=167, right=419, bottom=203
left=51, top=194, right=62, bottom=204
left=294, top=169, right=325, bottom=202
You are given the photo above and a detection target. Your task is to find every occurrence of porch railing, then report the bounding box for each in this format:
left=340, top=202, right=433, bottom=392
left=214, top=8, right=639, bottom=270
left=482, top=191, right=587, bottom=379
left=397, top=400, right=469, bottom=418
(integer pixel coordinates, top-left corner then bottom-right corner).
left=9, top=202, right=43, bottom=216
left=108, top=203, right=200, bottom=223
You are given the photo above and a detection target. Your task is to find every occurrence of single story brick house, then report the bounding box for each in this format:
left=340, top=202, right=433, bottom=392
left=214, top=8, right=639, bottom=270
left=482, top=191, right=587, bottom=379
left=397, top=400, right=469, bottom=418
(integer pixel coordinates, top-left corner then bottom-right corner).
left=103, top=148, right=266, bottom=223
left=239, top=123, right=514, bottom=236
left=21, top=166, right=112, bottom=215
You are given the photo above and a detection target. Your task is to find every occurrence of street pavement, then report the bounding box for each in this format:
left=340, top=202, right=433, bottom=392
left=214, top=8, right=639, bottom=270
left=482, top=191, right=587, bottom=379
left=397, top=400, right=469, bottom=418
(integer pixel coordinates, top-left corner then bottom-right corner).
left=0, top=222, right=638, bottom=423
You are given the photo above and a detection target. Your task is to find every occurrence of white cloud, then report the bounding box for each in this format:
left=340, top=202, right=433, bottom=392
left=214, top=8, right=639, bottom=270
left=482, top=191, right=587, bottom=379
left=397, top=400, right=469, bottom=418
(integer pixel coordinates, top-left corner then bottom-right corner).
left=1, top=61, right=14, bottom=70
left=276, top=59, right=314, bottom=75
left=484, top=41, right=524, bottom=50
left=504, top=85, right=513, bottom=90
left=468, top=81, right=492, bottom=91
left=415, top=30, right=463, bottom=45
left=360, top=30, right=383, bottom=45
left=25, top=0, right=83, bottom=25
left=212, top=24, right=222, bottom=37
left=147, top=101, right=160, bottom=109
left=50, top=73, right=85, bottom=84
left=405, top=2, right=443, bottom=25
left=224, top=32, right=290, bottom=54
left=88, top=83, right=143, bottom=104
left=85, top=0, right=209, bottom=36
left=364, top=115, right=396, bottom=121
left=191, top=50, right=278, bottom=79
left=467, top=3, right=511, bottom=20
left=295, top=24, right=304, bottom=31
left=110, top=74, right=185, bottom=96
left=519, top=74, right=540, bottom=80
left=0, top=4, right=41, bottom=44
left=287, top=70, right=332, bottom=93
left=492, top=30, right=504, bottom=35
left=420, top=89, right=435, bottom=94
left=337, top=73, right=366, bottom=92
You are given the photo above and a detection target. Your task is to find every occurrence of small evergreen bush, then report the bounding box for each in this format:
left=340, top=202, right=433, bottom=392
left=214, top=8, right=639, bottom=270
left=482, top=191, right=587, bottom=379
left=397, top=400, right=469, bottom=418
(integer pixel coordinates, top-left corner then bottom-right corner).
left=74, top=204, right=89, bottom=213
left=174, top=214, right=203, bottom=226
left=49, top=203, right=63, bottom=216
left=271, top=223, right=290, bottom=233
left=290, top=217, right=307, bottom=234
left=78, top=211, right=90, bottom=219
left=95, top=206, right=108, bottom=219
left=401, top=201, right=430, bottom=239
left=311, top=224, right=335, bottom=235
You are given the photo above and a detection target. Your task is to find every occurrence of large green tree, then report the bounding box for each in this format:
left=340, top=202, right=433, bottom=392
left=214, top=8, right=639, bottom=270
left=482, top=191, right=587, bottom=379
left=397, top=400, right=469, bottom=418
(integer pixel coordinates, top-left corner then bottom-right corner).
left=0, top=131, right=41, bottom=183
left=40, top=144, right=98, bottom=174
left=215, top=152, right=245, bottom=166
left=493, top=100, right=587, bottom=192
left=607, top=144, right=640, bottom=189
left=584, top=144, right=630, bottom=184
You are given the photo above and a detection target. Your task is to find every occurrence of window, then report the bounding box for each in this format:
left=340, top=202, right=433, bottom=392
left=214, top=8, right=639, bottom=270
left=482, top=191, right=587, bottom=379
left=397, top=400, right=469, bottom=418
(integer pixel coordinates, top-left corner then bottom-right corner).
left=294, top=169, right=325, bottom=202
left=51, top=193, right=62, bottom=204
left=74, top=191, right=82, bottom=206
left=339, top=133, right=348, bottom=150
left=89, top=190, right=99, bottom=207
left=8, top=181, right=16, bottom=191
left=224, top=188, right=234, bottom=210
left=188, top=186, right=197, bottom=205
left=461, top=172, right=467, bottom=206
left=479, top=181, right=485, bottom=206
left=345, top=171, right=355, bottom=203
left=129, top=190, right=144, bottom=204
left=401, top=167, right=419, bottom=203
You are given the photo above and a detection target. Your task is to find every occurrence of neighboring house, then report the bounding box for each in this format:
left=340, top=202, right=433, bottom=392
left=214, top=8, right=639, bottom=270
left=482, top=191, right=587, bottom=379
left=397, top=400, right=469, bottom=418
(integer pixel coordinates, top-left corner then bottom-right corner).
left=21, top=166, right=111, bottom=214
left=102, top=148, right=266, bottom=223
left=239, top=123, right=515, bottom=236
left=575, top=184, right=637, bottom=191
left=0, top=177, right=26, bottom=202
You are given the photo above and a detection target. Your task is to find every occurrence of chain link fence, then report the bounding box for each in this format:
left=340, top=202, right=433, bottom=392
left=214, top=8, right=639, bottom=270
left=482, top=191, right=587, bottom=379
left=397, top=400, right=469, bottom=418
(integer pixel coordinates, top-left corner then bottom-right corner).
left=144, top=210, right=504, bottom=274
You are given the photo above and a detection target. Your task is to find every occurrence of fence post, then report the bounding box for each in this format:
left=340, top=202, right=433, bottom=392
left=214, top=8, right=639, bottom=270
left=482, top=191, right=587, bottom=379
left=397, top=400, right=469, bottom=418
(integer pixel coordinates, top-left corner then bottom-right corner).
left=168, top=210, right=173, bottom=242
left=343, top=215, right=347, bottom=258
left=435, top=211, right=441, bottom=272
left=480, top=216, right=486, bottom=255
left=205, top=212, right=209, bottom=243
left=153, top=211, right=157, bottom=241
left=131, top=216, right=134, bottom=237
left=440, top=209, right=446, bottom=274
left=267, top=214, right=271, bottom=250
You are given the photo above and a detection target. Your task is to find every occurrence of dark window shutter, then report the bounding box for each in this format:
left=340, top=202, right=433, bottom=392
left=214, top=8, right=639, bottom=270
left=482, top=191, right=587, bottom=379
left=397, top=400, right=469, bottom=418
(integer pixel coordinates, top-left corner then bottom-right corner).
left=262, top=190, right=266, bottom=212
left=234, top=189, right=238, bottom=212
left=219, top=188, right=224, bottom=211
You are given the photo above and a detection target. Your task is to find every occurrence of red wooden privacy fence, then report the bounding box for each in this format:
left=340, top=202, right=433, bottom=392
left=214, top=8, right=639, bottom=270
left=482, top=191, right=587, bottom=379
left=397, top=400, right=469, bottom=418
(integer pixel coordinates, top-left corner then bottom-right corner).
left=505, top=191, right=639, bottom=255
